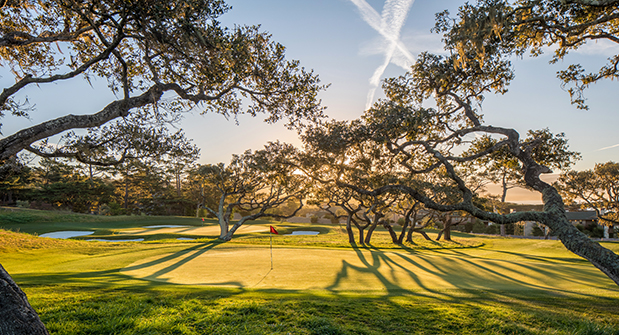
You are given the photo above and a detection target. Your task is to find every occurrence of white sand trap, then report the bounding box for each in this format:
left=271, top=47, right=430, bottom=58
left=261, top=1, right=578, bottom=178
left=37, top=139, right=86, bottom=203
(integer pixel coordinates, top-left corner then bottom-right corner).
left=88, top=238, right=145, bottom=242
left=121, top=245, right=609, bottom=291
left=40, top=231, right=94, bottom=239
left=142, top=225, right=190, bottom=229
left=119, top=225, right=268, bottom=236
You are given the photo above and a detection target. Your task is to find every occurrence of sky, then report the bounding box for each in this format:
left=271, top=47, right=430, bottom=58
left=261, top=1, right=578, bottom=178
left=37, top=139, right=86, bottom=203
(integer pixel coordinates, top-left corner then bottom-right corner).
left=1, top=0, right=618, bottom=203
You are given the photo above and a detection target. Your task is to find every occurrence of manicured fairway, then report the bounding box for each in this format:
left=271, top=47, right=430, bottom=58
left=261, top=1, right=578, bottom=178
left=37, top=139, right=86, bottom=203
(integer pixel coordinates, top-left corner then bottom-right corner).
left=2, top=209, right=619, bottom=334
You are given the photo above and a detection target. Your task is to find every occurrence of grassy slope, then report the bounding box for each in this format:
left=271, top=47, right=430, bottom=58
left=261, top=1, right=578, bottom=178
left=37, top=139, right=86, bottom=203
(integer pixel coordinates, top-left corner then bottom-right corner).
left=1, top=209, right=619, bottom=334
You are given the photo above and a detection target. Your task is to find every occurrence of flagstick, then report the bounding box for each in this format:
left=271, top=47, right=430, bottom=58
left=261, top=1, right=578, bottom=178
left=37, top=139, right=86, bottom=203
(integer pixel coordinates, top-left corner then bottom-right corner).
left=270, top=229, right=273, bottom=270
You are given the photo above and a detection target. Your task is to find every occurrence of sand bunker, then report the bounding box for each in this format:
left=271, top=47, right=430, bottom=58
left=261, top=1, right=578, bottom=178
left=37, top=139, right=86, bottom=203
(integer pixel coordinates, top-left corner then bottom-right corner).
left=118, top=225, right=268, bottom=236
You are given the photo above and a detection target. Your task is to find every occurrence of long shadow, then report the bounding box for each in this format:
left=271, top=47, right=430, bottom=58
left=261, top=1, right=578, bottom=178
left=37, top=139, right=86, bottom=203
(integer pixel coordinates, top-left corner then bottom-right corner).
left=326, top=243, right=617, bottom=299
left=327, top=246, right=416, bottom=295
left=123, top=241, right=220, bottom=272
left=141, top=242, right=219, bottom=281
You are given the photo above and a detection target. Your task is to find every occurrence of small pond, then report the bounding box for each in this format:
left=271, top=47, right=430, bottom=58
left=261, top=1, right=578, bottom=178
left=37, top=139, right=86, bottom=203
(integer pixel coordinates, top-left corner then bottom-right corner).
left=141, top=225, right=190, bottom=229
left=87, top=238, right=145, bottom=242
left=39, top=231, right=94, bottom=239
left=176, top=237, right=195, bottom=241
left=285, top=231, right=320, bottom=236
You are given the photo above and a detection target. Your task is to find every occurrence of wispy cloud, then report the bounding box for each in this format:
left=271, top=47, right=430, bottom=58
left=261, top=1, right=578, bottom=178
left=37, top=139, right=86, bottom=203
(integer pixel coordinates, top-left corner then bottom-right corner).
left=574, top=39, right=619, bottom=56
left=597, top=143, right=619, bottom=151
left=349, top=0, right=415, bottom=109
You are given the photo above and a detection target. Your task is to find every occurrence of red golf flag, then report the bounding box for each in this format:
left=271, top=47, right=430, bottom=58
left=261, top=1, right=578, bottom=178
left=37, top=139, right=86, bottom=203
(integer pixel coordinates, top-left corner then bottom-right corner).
left=270, top=225, right=279, bottom=234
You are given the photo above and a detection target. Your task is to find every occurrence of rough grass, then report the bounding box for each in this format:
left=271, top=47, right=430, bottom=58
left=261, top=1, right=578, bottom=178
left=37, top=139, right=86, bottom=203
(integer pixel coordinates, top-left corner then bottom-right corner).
left=21, top=285, right=619, bottom=335
left=1, top=211, right=619, bottom=334
left=0, top=206, right=141, bottom=224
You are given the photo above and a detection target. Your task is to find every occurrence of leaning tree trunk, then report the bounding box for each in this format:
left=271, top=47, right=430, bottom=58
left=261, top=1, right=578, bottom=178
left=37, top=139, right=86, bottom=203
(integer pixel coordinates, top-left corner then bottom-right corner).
left=528, top=171, right=619, bottom=286
left=397, top=221, right=408, bottom=244
left=345, top=216, right=355, bottom=244
left=382, top=222, right=400, bottom=244
left=364, top=219, right=380, bottom=245
left=0, top=264, right=49, bottom=335
left=541, top=195, right=619, bottom=286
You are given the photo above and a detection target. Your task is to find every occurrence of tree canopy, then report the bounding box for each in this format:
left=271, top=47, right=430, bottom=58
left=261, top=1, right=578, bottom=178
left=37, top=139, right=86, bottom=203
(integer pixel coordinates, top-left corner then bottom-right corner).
left=558, top=161, right=619, bottom=226
left=434, top=0, right=619, bottom=109
left=293, top=0, right=619, bottom=286
left=0, top=0, right=326, bottom=167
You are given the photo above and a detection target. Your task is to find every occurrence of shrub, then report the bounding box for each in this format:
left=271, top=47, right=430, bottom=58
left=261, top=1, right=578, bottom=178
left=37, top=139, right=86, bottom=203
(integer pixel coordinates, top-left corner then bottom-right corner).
left=472, top=221, right=486, bottom=234
left=16, top=200, right=29, bottom=208
left=310, top=215, right=318, bottom=224
left=485, top=224, right=499, bottom=235
left=464, top=220, right=475, bottom=233
left=531, top=226, right=545, bottom=237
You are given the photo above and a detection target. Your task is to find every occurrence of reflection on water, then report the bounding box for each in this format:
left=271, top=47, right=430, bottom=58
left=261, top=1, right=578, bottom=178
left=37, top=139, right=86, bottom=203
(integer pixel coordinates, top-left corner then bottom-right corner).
left=39, top=231, right=94, bottom=239
left=176, top=237, right=195, bottom=240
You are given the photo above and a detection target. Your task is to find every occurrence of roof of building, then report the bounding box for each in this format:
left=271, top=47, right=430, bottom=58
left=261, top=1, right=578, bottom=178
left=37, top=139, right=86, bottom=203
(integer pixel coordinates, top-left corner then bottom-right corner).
left=565, top=211, right=598, bottom=221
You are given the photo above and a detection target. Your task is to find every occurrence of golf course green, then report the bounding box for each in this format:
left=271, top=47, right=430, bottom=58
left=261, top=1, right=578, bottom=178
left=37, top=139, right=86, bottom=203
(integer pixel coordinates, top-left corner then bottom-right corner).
left=2, top=208, right=619, bottom=334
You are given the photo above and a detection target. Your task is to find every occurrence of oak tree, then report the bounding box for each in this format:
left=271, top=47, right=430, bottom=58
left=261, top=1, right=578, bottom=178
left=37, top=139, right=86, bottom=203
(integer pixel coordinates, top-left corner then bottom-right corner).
left=0, top=0, right=325, bottom=167
left=198, top=142, right=307, bottom=241
left=557, top=161, right=619, bottom=227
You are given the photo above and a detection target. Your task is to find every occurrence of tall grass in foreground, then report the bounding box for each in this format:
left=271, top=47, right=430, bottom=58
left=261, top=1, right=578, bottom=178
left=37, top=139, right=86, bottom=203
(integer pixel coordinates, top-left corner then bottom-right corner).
left=24, top=286, right=619, bottom=335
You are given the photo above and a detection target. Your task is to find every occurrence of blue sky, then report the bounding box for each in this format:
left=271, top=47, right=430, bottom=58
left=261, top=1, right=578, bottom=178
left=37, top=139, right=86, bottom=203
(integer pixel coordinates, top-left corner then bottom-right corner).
left=1, top=0, right=618, bottom=203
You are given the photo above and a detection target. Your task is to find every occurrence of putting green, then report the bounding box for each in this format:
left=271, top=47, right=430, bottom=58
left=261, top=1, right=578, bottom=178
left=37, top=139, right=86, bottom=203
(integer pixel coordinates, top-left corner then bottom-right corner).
left=121, top=243, right=616, bottom=291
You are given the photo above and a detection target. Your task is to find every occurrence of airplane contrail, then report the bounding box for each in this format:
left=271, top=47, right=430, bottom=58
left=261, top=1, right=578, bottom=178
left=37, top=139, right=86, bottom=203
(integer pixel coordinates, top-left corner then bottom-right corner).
left=597, top=143, right=619, bottom=151
left=349, top=0, right=416, bottom=109
left=349, top=0, right=415, bottom=63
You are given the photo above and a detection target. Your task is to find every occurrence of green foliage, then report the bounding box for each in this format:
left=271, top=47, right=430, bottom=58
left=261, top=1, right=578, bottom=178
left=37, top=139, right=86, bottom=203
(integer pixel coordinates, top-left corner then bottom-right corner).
left=576, top=224, right=605, bottom=239
left=0, top=210, right=38, bottom=224
left=0, top=207, right=121, bottom=224
left=532, top=226, right=545, bottom=237
left=464, top=220, right=475, bottom=233
left=0, top=0, right=326, bottom=168
left=472, top=221, right=487, bottom=234
left=435, top=0, right=619, bottom=109
left=485, top=224, right=499, bottom=235
left=323, top=213, right=339, bottom=224
left=310, top=215, right=319, bottom=224
left=558, top=161, right=619, bottom=226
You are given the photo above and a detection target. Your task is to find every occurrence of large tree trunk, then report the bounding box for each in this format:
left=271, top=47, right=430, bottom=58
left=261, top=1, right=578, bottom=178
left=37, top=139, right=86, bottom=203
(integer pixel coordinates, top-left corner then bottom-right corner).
left=437, top=216, right=453, bottom=241
left=0, top=264, right=49, bottom=335
left=541, top=190, right=619, bottom=285
left=218, top=215, right=229, bottom=240
left=525, top=167, right=619, bottom=286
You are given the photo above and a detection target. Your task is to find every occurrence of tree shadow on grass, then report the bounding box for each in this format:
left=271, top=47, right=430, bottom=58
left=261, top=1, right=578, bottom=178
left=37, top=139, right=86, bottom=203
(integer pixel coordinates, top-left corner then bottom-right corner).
left=325, top=244, right=616, bottom=301
left=13, top=240, right=247, bottom=288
